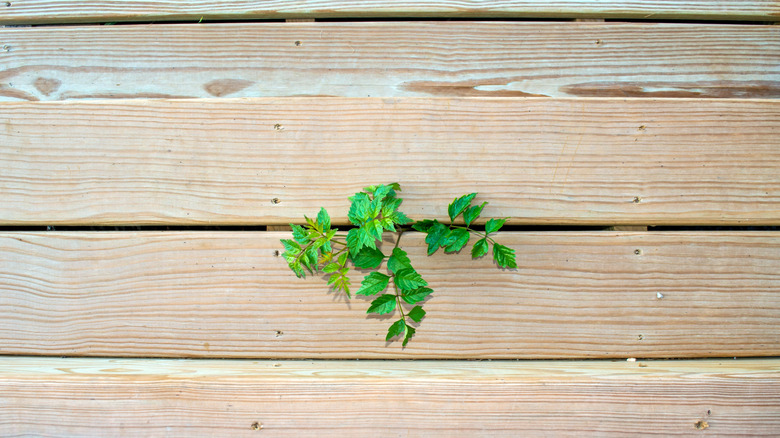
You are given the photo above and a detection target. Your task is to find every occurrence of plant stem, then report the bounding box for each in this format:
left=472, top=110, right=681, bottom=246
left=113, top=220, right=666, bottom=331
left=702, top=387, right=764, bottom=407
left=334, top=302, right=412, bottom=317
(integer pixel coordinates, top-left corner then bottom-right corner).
left=450, top=224, right=497, bottom=244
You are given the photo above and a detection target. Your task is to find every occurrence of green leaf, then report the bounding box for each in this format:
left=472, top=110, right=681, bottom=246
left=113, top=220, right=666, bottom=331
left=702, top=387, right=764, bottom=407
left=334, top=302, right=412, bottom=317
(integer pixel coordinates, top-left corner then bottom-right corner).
left=394, top=268, right=428, bottom=291
left=387, top=247, right=412, bottom=274
left=448, top=193, right=477, bottom=222
left=390, top=210, right=412, bottom=225
left=328, top=269, right=351, bottom=297
left=358, top=225, right=378, bottom=250
left=381, top=197, right=402, bottom=217
left=386, top=319, right=406, bottom=342
left=338, top=252, right=348, bottom=266
left=355, top=272, right=390, bottom=296
left=425, top=221, right=449, bottom=255
left=485, top=218, right=508, bottom=235
left=366, top=219, right=384, bottom=241
left=402, top=324, right=416, bottom=347
left=412, top=219, right=435, bottom=233
left=493, top=243, right=517, bottom=269
left=291, top=224, right=310, bottom=244
left=346, top=228, right=362, bottom=254
left=380, top=216, right=396, bottom=232
left=463, top=202, right=487, bottom=227
left=317, top=207, right=331, bottom=231
left=322, top=263, right=340, bottom=273
left=367, top=294, right=397, bottom=315
left=302, top=246, right=318, bottom=273
left=280, top=239, right=301, bottom=254
left=348, top=192, right=371, bottom=225
left=351, top=247, right=385, bottom=269
left=402, top=286, right=433, bottom=304
left=408, top=306, right=426, bottom=323
left=472, top=238, right=489, bottom=258
left=445, top=228, right=470, bottom=253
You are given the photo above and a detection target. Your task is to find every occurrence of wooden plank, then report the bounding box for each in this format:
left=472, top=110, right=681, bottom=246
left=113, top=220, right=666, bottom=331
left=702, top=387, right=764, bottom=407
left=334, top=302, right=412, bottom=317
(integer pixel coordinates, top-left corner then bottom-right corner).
left=0, top=1, right=777, bottom=24
left=1, top=22, right=778, bottom=102
left=1, top=231, right=778, bottom=359
left=1, top=357, right=778, bottom=436
left=1, top=98, right=778, bottom=226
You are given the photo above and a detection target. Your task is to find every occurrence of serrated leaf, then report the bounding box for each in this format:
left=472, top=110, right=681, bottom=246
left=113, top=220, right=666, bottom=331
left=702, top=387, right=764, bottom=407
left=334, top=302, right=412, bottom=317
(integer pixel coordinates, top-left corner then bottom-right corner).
left=408, top=306, right=426, bottom=323
left=386, top=319, right=406, bottom=341
left=402, top=286, right=433, bottom=304
left=355, top=272, right=390, bottom=296
left=358, top=225, right=378, bottom=250
left=302, top=246, right=318, bottom=273
left=346, top=228, right=362, bottom=254
left=390, top=210, right=412, bottom=226
left=448, top=193, right=477, bottom=222
left=472, top=237, right=489, bottom=258
left=372, top=184, right=392, bottom=203
left=351, top=247, right=385, bottom=269
left=394, top=268, right=428, bottom=291
left=280, top=239, right=301, bottom=254
left=366, top=219, right=383, bottom=241
left=323, top=263, right=340, bottom=273
left=328, top=269, right=351, bottom=298
left=387, top=247, right=412, bottom=274
left=485, top=218, right=508, bottom=235
left=367, top=294, right=397, bottom=315
left=463, top=202, right=487, bottom=227
left=445, top=228, right=470, bottom=253
left=338, top=252, right=348, bottom=266
left=493, top=243, right=517, bottom=269
left=402, top=324, right=416, bottom=347
left=291, top=224, right=310, bottom=244
left=412, top=219, right=435, bottom=233
left=425, top=221, right=449, bottom=255
left=348, top=192, right=371, bottom=225
left=316, top=207, right=330, bottom=231
left=381, top=197, right=402, bottom=217
left=380, top=216, right=396, bottom=232
left=304, top=215, right=320, bottom=232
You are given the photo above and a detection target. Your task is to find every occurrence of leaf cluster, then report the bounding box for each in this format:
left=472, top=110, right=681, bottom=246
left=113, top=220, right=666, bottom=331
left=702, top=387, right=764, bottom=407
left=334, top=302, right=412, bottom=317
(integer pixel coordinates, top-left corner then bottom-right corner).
left=280, top=184, right=516, bottom=347
left=412, top=193, right=516, bottom=269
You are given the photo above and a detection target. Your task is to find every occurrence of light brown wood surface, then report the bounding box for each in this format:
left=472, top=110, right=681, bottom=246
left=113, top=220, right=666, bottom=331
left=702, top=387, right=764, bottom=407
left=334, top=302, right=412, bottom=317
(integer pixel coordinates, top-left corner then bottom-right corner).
left=0, top=1, right=777, bottom=23
left=1, top=22, right=778, bottom=102
left=2, top=97, right=778, bottom=226
left=1, top=231, right=778, bottom=359
left=1, top=356, right=778, bottom=436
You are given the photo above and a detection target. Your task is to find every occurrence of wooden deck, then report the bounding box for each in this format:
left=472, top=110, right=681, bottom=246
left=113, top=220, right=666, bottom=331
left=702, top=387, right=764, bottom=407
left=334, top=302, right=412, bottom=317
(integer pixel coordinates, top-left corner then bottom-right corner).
left=1, top=1, right=779, bottom=436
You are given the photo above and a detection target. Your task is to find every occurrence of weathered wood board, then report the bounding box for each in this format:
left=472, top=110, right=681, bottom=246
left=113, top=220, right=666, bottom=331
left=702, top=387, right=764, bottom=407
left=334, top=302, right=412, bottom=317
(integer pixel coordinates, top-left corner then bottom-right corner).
left=1, top=231, right=778, bottom=359
left=1, top=357, right=778, bottom=436
left=1, top=22, right=777, bottom=102
left=2, top=98, right=778, bottom=226
left=0, top=0, right=777, bottom=24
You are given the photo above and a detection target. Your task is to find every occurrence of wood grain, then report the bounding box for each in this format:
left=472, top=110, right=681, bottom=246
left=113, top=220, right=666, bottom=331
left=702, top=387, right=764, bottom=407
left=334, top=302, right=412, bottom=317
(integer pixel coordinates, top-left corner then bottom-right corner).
left=1, top=356, right=778, bottom=436
left=1, top=22, right=778, bottom=102
left=0, top=1, right=777, bottom=24
left=1, top=98, right=778, bottom=226
left=1, top=231, right=778, bottom=359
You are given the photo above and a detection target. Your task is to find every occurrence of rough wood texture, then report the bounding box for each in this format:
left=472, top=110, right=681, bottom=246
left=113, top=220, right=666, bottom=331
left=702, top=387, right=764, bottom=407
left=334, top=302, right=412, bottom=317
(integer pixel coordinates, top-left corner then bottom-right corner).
left=1, top=357, right=779, bottom=436
left=0, top=1, right=777, bottom=23
left=1, top=231, right=778, bottom=359
left=1, top=22, right=778, bottom=102
left=1, top=98, right=778, bottom=226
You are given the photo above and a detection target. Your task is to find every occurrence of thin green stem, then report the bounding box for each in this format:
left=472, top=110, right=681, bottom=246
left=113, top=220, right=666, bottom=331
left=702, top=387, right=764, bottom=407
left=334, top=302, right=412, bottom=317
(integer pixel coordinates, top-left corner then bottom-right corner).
left=450, top=224, right=497, bottom=244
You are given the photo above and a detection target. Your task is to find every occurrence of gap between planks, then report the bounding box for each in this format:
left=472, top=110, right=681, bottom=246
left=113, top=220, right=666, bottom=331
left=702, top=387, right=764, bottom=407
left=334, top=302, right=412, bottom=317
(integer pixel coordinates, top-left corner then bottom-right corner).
left=0, top=1, right=777, bottom=24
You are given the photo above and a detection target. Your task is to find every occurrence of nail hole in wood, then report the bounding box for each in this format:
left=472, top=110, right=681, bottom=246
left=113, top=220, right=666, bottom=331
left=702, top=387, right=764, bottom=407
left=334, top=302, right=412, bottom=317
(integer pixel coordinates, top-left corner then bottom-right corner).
left=271, top=198, right=281, bottom=204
